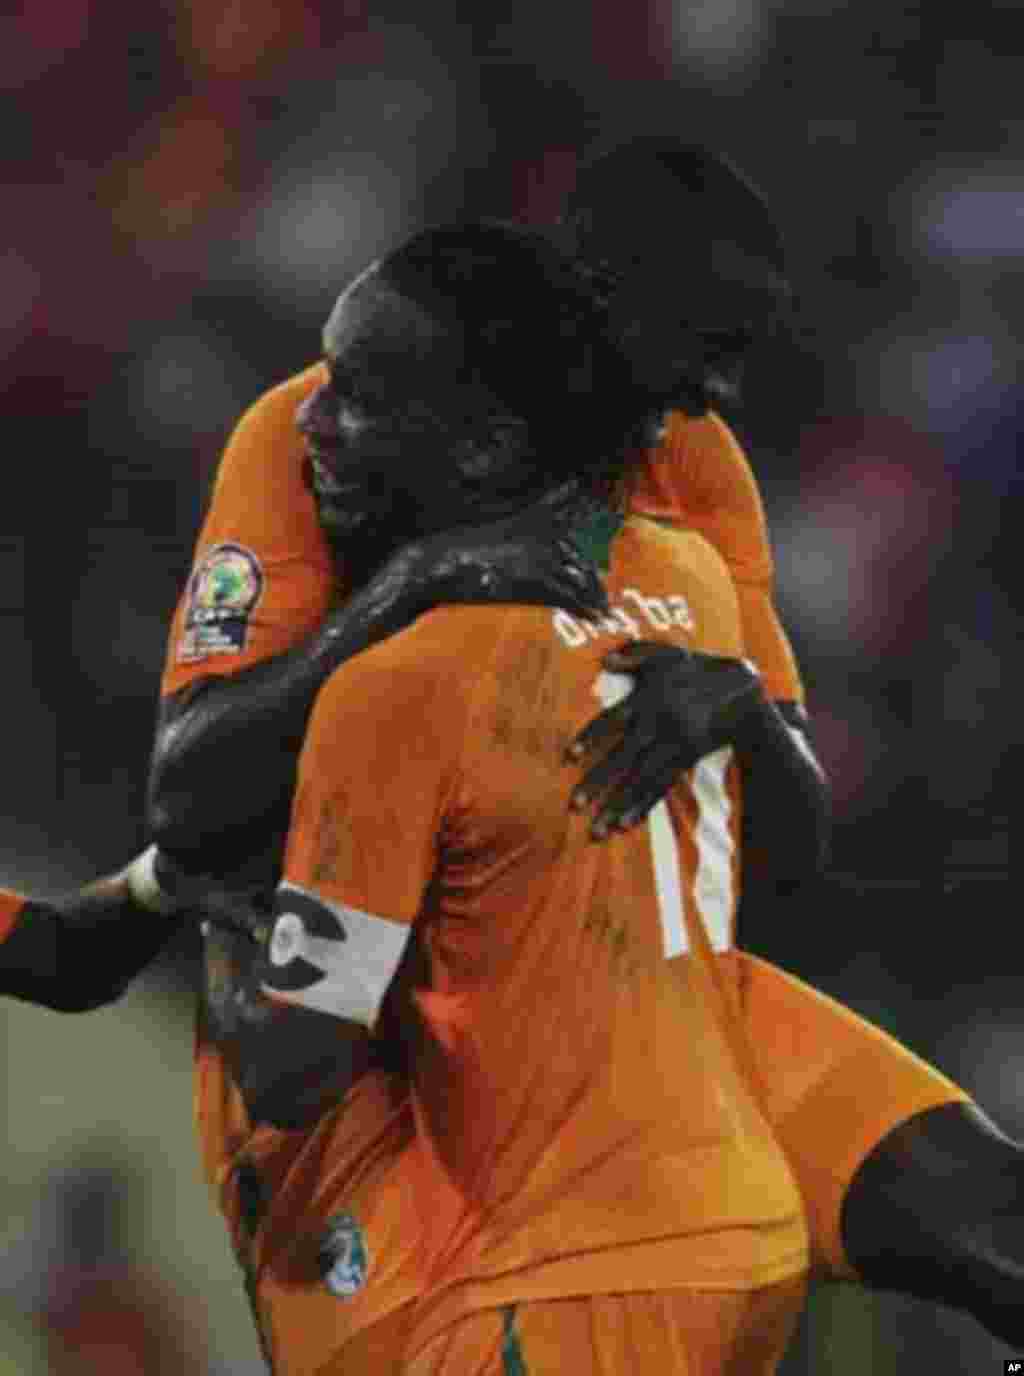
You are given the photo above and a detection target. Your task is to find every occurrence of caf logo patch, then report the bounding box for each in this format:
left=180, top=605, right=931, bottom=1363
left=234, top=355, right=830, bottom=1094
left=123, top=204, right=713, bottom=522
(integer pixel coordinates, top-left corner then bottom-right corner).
left=178, top=542, right=264, bottom=662
left=318, top=1213, right=370, bottom=1298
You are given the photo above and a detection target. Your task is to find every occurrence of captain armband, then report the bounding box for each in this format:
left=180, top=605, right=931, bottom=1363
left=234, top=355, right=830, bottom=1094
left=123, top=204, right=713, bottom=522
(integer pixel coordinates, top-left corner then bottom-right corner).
left=261, top=883, right=412, bottom=1029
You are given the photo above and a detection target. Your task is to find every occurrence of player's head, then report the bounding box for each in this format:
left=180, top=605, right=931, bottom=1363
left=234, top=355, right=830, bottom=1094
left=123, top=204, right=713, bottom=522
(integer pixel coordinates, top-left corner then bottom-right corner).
left=297, top=219, right=664, bottom=566
left=558, top=137, right=793, bottom=414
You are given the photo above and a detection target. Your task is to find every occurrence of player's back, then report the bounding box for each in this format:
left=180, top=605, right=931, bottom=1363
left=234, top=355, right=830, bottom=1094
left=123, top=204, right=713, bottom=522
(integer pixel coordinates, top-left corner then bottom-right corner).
left=364, top=514, right=807, bottom=1306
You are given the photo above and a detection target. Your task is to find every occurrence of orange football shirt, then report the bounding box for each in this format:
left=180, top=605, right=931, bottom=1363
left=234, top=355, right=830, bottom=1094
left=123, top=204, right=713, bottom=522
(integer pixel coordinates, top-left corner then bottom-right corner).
left=729, top=951, right=966, bottom=1278
left=632, top=408, right=803, bottom=703
left=0, top=890, right=24, bottom=944
left=161, top=363, right=334, bottom=698
left=277, top=515, right=809, bottom=1324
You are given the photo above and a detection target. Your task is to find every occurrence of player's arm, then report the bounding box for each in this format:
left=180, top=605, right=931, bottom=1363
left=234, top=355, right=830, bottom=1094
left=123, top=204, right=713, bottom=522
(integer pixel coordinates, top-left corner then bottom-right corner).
left=841, top=1101, right=1024, bottom=1348
left=0, top=856, right=182, bottom=1013
left=569, top=641, right=829, bottom=889
left=737, top=952, right=1024, bottom=1347
left=248, top=628, right=464, bottom=1102
left=571, top=412, right=827, bottom=889
left=649, top=414, right=828, bottom=889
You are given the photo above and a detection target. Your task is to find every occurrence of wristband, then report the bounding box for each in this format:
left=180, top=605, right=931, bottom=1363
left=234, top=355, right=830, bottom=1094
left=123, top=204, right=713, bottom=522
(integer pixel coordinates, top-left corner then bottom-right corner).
left=127, top=846, right=180, bottom=915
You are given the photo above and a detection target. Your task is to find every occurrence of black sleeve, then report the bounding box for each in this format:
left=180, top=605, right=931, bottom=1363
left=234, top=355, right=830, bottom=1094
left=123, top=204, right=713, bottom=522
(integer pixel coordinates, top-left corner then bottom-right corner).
left=0, top=891, right=182, bottom=1013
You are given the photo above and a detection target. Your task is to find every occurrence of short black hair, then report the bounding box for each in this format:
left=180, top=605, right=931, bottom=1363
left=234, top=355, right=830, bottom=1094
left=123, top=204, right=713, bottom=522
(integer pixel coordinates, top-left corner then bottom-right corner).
left=556, top=139, right=794, bottom=417
left=564, top=137, right=788, bottom=291
left=376, top=219, right=665, bottom=496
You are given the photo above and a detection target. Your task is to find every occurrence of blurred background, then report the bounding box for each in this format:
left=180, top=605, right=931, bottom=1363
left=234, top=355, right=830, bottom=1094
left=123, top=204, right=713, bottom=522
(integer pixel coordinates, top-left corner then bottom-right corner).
left=1, top=0, right=1018, bottom=1369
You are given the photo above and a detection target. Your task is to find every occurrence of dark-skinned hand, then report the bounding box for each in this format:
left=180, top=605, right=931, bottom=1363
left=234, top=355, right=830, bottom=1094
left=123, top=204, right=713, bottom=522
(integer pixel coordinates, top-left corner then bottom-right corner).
left=567, top=641, right=765, bottom=838
left=343, top=504, right=610, bottom=627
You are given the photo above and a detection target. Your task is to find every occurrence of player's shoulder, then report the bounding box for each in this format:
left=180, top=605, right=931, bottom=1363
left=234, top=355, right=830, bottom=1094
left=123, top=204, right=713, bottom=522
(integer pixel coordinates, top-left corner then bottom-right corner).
left=319, top=606, right=509, bottom=715
left=659, top=409, right=759, bottom=509
left=615, top=515, right=743, bottom=647
left=233, top=361, right=327, bottom=437
left=660, top=407, right=743, bottom=459
left=1, top=889, right=26, bottom=944
left=619, top=511, right=735, bottom=583
left=664, top=405, right=733, bottom=436
left=209, top=361, right=326, bottom=498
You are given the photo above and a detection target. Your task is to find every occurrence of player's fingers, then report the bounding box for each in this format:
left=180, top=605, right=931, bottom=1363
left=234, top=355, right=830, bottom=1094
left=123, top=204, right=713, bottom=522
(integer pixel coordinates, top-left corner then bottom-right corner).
left=199, top=896, right=268, bottom=945
left=563, top=588, right=611, bottom=623
left=604, top=642, right=686, bottom=673
left=591, top=749, right=686, bottom=835
left=572, top=729, right=657, bottom=811
left=552, top=538, right=610, bottom=620
left=512, top=578, right=607, bottom=623
left=565, top=699, right=632, bottom=764
left=556, top=561, right=610, bottom=622
left=571, top=757, right=628, bottom=813
left=510, top=552, right=608, bottom=622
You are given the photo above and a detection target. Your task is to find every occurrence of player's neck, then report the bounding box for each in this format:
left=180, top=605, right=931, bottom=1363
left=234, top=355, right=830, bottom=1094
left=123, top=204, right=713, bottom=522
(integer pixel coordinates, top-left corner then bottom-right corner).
left=566, top=496, right=623, bottom=574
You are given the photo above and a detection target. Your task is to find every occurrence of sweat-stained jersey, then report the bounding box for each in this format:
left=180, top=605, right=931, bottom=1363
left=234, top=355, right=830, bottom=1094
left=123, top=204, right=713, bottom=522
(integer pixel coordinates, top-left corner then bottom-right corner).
left=273, top=515, right=809, bottom=1326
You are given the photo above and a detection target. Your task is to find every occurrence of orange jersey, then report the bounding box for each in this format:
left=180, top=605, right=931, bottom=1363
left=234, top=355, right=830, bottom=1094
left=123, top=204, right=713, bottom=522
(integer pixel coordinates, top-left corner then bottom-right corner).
left=1, top=889, right=24, bottom=944
left=398, top=1279, right=806, bottom=1376
left=161, top=365, right=800, bottom=704
left=727, top=951, right=966, bottom=1279
left=278, top=515, right=809, bottom=1319
left=161, top=363, right=333, bottom=698
left=631, top=410, right=803, bottom=703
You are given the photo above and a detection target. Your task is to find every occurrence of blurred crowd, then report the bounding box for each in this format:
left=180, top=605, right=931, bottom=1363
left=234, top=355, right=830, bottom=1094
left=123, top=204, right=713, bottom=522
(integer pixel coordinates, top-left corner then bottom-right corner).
left=2, top=1, right=1019, bottom=1371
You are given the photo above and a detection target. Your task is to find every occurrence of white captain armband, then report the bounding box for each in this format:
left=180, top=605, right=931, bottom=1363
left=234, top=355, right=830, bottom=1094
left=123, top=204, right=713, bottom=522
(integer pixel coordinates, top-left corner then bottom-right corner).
left=261, top=883, right=412, bottom=1029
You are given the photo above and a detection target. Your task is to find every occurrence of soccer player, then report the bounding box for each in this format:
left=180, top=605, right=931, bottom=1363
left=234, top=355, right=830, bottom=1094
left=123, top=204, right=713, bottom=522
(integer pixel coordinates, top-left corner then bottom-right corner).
left=562, top=142, right=1024, bottom=1349
left=147, top=145, right=829, bottom=1162
left=253, top=217, right=813, bottom=1373
left=133, top=148, right=826, bottom=1373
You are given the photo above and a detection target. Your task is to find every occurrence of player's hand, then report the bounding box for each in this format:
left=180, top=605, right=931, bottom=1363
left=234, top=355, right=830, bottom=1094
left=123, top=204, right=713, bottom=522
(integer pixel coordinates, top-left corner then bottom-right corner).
left=375, top=508, right=610, bottom=624
left=567, top=641, right=764, bottom=838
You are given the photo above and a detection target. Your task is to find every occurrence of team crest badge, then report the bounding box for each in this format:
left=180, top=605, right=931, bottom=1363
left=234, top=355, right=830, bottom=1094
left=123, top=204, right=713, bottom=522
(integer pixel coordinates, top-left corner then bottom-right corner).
left=178, top=542, right=264, bottom=662
left=318, top=1213, right=370, bottom=1298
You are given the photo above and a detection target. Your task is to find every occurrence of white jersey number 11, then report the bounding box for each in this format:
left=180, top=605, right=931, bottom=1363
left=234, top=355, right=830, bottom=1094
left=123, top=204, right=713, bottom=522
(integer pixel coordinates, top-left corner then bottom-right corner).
left=593, top=671, right=734, bottom=959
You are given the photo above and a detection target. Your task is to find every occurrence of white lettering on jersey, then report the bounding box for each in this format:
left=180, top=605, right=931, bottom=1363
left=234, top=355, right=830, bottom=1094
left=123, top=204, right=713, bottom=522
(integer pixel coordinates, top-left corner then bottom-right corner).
left=553, top=589, right=695, bottom=649
left=592, top=672, right=735, bottom=960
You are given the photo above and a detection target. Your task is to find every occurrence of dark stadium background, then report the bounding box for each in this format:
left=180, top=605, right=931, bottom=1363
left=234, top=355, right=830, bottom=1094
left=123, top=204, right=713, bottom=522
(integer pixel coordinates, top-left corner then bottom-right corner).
left=1, top=1, right=1018, bottom=1370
